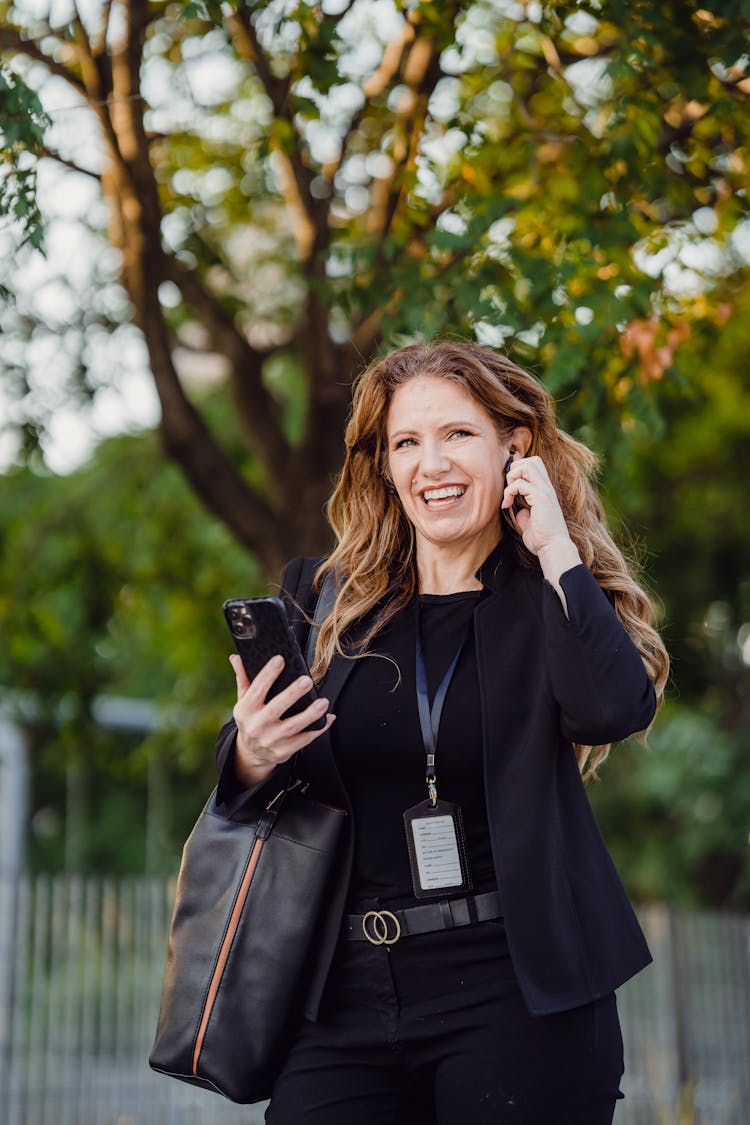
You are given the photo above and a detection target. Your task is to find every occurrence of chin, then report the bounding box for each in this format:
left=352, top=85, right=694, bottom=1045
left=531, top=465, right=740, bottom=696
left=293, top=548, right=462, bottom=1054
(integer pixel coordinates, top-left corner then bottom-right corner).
left=421, top=524, right=485, bottom=548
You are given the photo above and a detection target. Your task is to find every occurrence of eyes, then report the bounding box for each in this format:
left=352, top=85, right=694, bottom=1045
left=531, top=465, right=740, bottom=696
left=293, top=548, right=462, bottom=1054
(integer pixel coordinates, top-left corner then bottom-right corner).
left=392, top=428, right=474, bottom=450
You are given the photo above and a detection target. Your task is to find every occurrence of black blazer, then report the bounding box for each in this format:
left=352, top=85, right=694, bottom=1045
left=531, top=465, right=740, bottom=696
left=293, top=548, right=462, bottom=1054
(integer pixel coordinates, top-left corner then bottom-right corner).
left=216, top=537, right=656, bottom=1019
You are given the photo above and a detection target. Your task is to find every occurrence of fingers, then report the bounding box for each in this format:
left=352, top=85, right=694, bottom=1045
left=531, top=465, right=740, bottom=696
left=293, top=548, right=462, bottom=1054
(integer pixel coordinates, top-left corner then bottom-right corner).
left=235, top=696, right=335, bottom=774
left=236, top=652, right=285, bottom=705
left=229, top=653, right=251, bottom=697
left=262, top=673, right=317, bottom=723
left=233, top=704, right=335, bottom=789
left=271, top=691, right=332, bottom=737
left=502, top=454, right=546, bottom=507
left=230, top=651, right=335, bottom=776
left=230, top=651, right=323, bottom=723
left=502, top=455, right=572, bottom=556
left=513, top=506, right=531, bottom=536
left=288, top=708, right=336, bottom=750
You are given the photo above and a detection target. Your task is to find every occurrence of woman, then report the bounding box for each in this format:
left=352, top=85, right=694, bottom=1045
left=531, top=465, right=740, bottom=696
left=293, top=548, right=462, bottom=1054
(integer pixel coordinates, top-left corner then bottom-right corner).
left=215, top=341, right=669, bottom=1124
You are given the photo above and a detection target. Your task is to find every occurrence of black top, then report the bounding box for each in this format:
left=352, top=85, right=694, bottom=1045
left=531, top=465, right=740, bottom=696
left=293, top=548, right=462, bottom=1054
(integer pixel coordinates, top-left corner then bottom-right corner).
left=332, top=589, right=498, bottom=907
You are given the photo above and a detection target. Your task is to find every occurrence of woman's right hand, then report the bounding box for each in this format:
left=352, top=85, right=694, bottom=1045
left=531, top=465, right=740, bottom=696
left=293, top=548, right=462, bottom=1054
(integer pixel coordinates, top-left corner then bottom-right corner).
left=229, top=653, right=335, bottom=788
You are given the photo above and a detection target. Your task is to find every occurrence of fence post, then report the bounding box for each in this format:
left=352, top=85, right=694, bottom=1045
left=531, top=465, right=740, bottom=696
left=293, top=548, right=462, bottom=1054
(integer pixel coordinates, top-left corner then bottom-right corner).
left=0, top=714, right=29, bottom=1116
left=666, top=906, right=691, bottom=1100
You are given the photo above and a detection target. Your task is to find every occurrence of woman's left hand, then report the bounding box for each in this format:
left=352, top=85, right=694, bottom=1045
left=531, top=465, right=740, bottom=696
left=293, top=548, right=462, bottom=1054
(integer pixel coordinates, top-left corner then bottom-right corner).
left=502, top=456, right=581, bottom=596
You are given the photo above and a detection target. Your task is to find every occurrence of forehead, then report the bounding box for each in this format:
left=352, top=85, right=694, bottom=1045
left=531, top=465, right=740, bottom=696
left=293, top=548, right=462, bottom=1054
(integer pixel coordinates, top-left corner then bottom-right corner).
left=386, top=374, right=490, bottom=429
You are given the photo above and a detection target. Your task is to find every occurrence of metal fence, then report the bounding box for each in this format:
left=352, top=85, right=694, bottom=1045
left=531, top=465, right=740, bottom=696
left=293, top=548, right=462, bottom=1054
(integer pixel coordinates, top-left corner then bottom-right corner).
left=0, top=875, right=748, bottom=1125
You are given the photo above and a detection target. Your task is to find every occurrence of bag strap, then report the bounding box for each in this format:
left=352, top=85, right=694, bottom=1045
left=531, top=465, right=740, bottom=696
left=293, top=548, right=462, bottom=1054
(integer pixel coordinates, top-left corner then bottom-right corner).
left=304, top=569, right=338, bottom=668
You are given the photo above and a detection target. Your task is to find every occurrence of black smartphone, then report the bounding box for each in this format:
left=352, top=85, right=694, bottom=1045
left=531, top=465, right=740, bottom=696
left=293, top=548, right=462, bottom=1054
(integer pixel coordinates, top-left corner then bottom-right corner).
left=223, top=596, right=326, bottom=731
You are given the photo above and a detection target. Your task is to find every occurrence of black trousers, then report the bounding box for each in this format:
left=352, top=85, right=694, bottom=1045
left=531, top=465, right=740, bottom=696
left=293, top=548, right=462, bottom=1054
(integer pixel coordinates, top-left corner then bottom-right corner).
left=266, top=914, right=625, bottom=1125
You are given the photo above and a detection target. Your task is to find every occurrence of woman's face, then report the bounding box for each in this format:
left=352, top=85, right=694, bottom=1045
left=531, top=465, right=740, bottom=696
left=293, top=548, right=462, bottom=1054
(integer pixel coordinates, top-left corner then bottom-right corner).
left=386, top=374, right=522, bottom=557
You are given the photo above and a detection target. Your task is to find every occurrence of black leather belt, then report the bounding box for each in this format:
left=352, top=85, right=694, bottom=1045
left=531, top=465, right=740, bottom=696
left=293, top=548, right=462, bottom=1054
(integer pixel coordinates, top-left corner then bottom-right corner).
left=342, top=891, right=502, bottom=946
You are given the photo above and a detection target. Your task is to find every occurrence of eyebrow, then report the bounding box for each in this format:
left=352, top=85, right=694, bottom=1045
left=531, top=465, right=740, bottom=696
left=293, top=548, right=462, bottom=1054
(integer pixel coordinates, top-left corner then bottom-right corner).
left=388, top=420, right=481, bottom=440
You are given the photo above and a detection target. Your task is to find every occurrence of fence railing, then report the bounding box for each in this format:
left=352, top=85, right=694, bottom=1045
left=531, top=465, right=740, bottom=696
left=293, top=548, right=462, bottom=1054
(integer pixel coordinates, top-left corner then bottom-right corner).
left=0, top=874, right=748, bottom=1124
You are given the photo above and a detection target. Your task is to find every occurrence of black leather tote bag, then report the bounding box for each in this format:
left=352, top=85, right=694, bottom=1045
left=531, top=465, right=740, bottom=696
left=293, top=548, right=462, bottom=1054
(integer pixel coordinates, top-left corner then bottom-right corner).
left=149, top=780, right=346, bottom=1103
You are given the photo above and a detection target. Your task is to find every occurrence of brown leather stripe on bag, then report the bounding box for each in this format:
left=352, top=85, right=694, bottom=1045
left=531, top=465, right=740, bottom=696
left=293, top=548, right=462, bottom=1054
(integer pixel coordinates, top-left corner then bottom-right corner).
left=192, top=836, right=264, bottom=1076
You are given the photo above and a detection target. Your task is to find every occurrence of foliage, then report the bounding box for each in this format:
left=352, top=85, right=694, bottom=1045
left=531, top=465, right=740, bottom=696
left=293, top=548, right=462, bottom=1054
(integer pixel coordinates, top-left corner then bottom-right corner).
left=612, top=286, right=750, bottom=702
left=590, top=283, right=750, bottom=911
left=0, top=63, right=46, bottom=252
left=0, top=408, right=266, bottom=874
left=0, top=1, right=748, bottom=568
left=590, top=706, right=750, bottom=909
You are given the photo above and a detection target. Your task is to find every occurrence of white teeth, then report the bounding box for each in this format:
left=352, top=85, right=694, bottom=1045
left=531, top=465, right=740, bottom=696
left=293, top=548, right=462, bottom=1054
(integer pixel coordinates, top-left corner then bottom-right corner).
left=424, top=486, right=465, bottom=502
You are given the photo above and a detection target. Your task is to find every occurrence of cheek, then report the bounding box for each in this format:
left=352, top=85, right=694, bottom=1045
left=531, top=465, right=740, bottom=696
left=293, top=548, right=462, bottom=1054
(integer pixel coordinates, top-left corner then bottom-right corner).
left=392, top=453, right=419, bottom=483
left=478, top=453, right=505, bottom=498
left=390, top=462, right=415, bottom=499
left=483, top=479, right=505, bottom=511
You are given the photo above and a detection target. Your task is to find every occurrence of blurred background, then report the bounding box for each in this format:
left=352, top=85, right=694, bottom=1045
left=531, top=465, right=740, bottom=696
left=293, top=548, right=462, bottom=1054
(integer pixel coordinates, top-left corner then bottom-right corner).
left=1, top=1, right=748, bottom=1122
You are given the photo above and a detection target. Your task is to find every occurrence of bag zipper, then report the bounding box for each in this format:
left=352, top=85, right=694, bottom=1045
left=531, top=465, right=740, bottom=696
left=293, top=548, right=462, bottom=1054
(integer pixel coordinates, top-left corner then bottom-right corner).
left=191, top=835, right=264, bottom=1076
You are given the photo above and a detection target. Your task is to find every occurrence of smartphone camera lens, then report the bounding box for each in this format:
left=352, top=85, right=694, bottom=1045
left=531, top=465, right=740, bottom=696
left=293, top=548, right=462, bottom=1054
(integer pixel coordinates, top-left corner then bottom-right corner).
left=229, top=604, right=256, bottom=638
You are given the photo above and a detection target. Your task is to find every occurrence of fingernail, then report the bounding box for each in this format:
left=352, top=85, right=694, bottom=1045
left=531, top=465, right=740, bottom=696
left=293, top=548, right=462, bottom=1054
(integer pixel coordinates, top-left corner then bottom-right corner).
left=317, top=697, right=329, bottom=708
left=298, top=675, right=312, bottom=688
left=272, top=654, right=284, bottom=666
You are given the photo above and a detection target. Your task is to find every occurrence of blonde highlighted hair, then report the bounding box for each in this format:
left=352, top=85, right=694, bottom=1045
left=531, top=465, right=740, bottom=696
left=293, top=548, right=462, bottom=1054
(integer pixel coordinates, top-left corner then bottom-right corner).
left=311, top=341, right=668, bottom=777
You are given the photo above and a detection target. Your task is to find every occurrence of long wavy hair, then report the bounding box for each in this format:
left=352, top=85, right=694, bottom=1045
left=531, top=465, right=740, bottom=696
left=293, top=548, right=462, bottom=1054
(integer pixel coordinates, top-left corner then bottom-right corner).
left=312, top=341, right=669, bottom=777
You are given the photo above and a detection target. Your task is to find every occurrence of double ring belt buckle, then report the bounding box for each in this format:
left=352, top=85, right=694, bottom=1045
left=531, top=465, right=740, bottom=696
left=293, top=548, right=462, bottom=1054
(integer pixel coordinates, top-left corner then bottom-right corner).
left=361, top=909, right=401, bottom=946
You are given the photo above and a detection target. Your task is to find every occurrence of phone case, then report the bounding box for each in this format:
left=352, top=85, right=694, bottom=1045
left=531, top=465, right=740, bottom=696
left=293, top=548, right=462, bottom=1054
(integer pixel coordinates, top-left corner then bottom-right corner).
left=223, top=596, right=326, bottom=731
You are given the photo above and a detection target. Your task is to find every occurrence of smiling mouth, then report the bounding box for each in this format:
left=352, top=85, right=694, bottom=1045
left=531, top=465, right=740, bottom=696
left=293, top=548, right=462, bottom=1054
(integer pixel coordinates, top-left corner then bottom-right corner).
left=422, top=486, right=466, bottom=506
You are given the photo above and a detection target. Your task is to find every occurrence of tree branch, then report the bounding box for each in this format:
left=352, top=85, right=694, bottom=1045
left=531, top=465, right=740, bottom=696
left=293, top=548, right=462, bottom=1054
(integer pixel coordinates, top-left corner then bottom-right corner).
left=150, top=294, right=292, bottom=569
left=365, top=28, right=445, bottom=244
left=100, top=0, right=162, bottom=215
left=98, top=0, right=114, bottom=54
left=0, top=11, right=135, bottom=193
left=541, top=35, right=617, bottom=72
left=154, top=349, right=287, bottom=568
left=41, top=144, right=101, bottom=179
left=162, top=254, right=291, bottom=492
left=225, top=6, right=290, bottom=117
left=348, top=294, right=400, bottom=360
left=346, top=230, right=468, bottom=362
left=0, top=26, right=87, bottom=95
left=226, top=6, right=326, bottom=261
left=70, top=1, right=103, bottom=98
left=327, top=18, right=415, bottom=185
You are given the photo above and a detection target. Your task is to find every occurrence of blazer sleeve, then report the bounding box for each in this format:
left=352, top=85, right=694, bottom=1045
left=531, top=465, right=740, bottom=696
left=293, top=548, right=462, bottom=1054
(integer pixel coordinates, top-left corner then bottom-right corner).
left=214, top=556, right=308, bottom=813
left=543, top=563, right=657, bottom=746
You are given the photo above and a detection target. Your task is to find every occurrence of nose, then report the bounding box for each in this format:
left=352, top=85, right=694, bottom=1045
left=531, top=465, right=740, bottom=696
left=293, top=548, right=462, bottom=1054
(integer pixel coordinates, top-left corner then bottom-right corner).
left=419, top=437, right=451, bottom=477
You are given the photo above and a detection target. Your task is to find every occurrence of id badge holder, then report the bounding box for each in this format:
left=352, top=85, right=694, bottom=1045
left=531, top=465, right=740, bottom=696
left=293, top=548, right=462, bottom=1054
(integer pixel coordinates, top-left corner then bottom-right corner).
left=403, top=798, right=472, bottom=900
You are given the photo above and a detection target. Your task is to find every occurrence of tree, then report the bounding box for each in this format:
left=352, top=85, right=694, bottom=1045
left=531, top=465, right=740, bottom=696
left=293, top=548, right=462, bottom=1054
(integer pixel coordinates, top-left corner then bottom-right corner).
left=1, top=0, right=749, bottom=575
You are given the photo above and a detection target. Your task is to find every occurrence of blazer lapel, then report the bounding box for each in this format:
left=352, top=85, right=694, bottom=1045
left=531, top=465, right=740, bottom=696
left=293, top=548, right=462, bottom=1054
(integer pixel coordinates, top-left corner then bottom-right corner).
left=299, top=630, right=365, bottom=810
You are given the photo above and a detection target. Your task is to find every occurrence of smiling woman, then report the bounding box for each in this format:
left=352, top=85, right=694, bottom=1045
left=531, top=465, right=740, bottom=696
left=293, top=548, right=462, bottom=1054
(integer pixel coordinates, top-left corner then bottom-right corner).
left=214, top=340, right=669, bottom=1124
left=385, top=375, right=519, bottom=587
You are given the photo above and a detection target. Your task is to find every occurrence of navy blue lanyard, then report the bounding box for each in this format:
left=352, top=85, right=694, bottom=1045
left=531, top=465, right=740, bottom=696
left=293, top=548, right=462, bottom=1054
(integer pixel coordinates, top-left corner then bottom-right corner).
left=415, top=609, right=471, bottom=805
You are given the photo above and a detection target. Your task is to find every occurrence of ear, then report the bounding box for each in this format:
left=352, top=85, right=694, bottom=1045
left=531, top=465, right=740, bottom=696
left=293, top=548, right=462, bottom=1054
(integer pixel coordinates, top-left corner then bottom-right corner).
left=508, top=426, right=532, bottom=457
